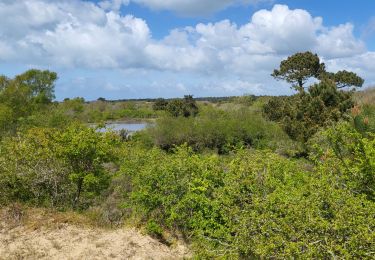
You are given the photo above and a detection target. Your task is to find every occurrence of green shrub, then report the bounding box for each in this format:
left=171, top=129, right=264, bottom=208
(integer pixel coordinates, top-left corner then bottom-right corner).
left=165, top=95, right=199, bottom=117
left=0, top=124, right=119, bottom=208
left=148, top=107, right=293, bottom=154
left=309, top=122, right=375, bottom=200
left=118, top=144, right=375, bottom=258
left=263, top=80, right=354, bottom=142
left=146, top=220, right=164, bottom=239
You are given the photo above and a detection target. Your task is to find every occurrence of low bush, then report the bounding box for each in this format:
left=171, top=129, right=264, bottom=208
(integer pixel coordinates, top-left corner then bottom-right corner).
left=117, top=143, right=375, bottom=258
left=0, top=124, right=119, bottom=209
left=148, top=107, right=294, bottom=154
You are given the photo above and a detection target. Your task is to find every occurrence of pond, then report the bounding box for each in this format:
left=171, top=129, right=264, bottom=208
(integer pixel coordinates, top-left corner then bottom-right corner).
left=95, top=122, right=149, bottom=133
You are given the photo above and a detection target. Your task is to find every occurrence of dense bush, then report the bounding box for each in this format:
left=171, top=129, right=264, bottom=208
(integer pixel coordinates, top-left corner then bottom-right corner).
left=166, top=95, right=199, bottom=117
left=117, top=142, right=375, bottom=258
left=264, top=80, right=354, bottom=142
left=309, top=122, right=375, bottom=200
left=0, top=124, right=119, bottom=208
left=148, top=107, right=296, bottom=154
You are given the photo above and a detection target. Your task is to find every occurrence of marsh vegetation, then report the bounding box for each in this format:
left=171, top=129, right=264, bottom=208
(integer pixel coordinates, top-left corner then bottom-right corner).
left=0, top=52, right=374, bottom=258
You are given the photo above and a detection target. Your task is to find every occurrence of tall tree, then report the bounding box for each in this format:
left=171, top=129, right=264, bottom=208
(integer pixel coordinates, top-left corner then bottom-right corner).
left=0, top=69, right=58, bottom=132
left=272, top=51, right=325, bottom=92
left=14, top=69, right=57, bottom=103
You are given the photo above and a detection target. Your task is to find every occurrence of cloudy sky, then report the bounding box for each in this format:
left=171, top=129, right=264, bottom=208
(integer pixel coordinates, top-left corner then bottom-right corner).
left=0, top=0, right=374, bottom=100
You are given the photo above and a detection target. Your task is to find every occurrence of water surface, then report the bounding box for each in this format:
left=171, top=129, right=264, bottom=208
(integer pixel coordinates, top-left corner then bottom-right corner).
left=96, top=122, right=149, bottom=133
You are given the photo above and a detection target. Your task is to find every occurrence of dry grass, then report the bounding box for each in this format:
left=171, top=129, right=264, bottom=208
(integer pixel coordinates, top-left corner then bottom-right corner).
left=354, top=87, right=375, bottom=105
left=0, top=205, right=190, bottom=260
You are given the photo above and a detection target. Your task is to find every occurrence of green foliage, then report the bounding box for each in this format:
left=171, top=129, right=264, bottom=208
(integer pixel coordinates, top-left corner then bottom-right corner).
left=233, top=173, right=375, bottom=259
left=233, top=94, right=256, bottom=106
left=54, top=123, right=119, bottom=208
left=0, top=124, right=118, bottom=208
left=264, top=80, right=354, bottom=142
left=152, top=98, right=168, bottom=111
left=14, top=69, right=57, bottom=102
left=119, top=145, right=226, bottom=240
left=57, top=99, right=158, bottom=122
left=0, top=103, right=14, bottom=133
left=151, top=95, right=200, bottom=118
left=0, top=128, right=71, bottom=206
left=146, top=220, right=164, bottom=239
left=118, top=145, right=375, bottom=258
left=165, top=95, right=199, bottom=117
left=268, top=52, right=363, bottom=143
left=351, top=104, right=375, bottom=134
left=272, top=51, right=325, bottom=91
left=322, top=70, right=364, bottom=89
left=272, top=52, right=364, bottom=93
left=309, top=122, right=375, bottom=200
left=148, top=107, right=293, bottom=154
left=61, top=97, right=85, bottom=115
left=0, top=69, right=58, bottom=134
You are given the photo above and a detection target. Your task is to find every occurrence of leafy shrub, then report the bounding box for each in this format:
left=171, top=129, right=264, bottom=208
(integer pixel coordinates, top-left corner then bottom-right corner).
left=0, top=124, right=119, bottom=208
left=309, top=122, right=375, bottom=200
left=0, top=128, right=72, bottom=206
left=118, top=144, right=375, bottom=258
left=263, top=80, right=354, bottom=142
left=166, top=95, right=199, bottom=117
left=152, top=98, right=168, bottom=111
left=148, top=107, right=293, bottom=154
left=146, top=220, right=164, bottom=239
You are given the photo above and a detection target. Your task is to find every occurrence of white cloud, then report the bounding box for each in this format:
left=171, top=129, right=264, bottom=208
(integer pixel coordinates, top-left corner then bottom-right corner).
left=0, top=1, right=372, bottom=97
left=325, top=52, right=375, bottom=86
left=0, top=1, right=150, bottom=68
left=25, top=12, right=150, bottom=68
left=244, top=5, right=322, bottom=54
left=143, top=4, right=365, bottom=76
left=317, top=23, right=366, bottom=58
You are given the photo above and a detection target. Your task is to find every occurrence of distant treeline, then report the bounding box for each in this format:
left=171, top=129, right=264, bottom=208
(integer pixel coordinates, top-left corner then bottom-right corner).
left=79, top=95, right=262, bottom=103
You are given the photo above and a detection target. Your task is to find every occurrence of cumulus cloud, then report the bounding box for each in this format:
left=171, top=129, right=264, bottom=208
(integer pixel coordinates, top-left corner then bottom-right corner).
left=241, top=5, right=322, bottom=54
left=0, top=1, right=372, bottom=97
left=142, top=4, right=366, bottom=76
left=25, top=12, right=150, bottom=68
left=325, top=52, right=375, bottom=86
left=317, top=23, right=366, bottom=58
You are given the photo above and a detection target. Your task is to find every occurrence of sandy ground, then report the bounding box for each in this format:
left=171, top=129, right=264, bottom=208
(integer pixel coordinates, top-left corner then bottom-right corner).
left=0, top=207, right=189, bottom=260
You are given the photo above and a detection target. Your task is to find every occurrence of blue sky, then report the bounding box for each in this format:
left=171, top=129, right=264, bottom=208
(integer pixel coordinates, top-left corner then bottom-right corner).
left=117, top=0, right=375, bottom=43
left=0, top=0, right=374, bottom=100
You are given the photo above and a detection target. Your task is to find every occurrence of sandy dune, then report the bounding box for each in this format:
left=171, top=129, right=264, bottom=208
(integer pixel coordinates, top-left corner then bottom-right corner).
left=0, top=207, right=189, bottom=260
